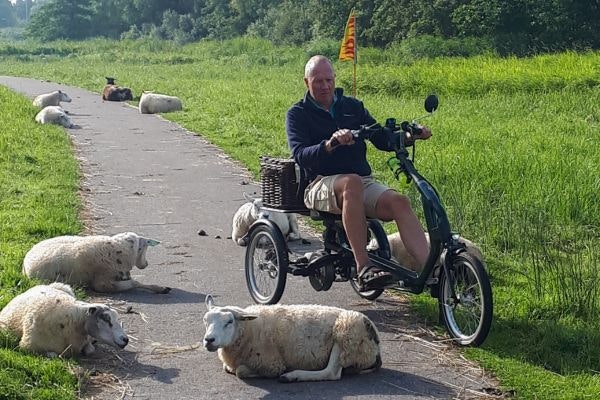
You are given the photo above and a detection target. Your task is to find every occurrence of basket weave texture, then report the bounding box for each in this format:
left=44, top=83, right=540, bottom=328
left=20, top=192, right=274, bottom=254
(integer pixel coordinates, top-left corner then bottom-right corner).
left=260, top=156, right=307, bottom=211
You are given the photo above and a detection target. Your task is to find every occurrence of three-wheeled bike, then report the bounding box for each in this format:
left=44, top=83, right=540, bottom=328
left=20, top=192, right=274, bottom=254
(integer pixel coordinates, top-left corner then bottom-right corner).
left=244, top=95, right=493, bottom=346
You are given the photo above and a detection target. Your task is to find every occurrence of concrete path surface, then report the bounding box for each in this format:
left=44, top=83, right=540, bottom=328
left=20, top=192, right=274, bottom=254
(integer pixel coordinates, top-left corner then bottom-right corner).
left=1, top=76, right=500, bottom=400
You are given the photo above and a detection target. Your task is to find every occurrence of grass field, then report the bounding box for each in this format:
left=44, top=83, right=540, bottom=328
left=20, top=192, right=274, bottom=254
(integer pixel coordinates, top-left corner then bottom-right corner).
left=0, top=37, right=599, bottom=398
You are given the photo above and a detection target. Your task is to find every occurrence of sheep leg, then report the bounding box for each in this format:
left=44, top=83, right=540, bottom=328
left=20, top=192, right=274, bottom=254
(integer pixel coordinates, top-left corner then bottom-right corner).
left=279, top=343, right=343, bottom=382
left=94, top=279, right=171, bottom=294
left=113, top=279, right=171, bottom=294
left=287, top=215, right=301, bottom=241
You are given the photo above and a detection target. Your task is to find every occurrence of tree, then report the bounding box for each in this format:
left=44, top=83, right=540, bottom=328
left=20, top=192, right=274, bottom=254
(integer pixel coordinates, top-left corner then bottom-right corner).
left=0, top=0, right=17, bottom=27
left=26, top=0, right=93, bottom=41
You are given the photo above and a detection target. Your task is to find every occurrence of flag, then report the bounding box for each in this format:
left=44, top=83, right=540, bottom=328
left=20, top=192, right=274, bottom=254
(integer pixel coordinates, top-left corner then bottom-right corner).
left=339, top=9, right=356, bottom=62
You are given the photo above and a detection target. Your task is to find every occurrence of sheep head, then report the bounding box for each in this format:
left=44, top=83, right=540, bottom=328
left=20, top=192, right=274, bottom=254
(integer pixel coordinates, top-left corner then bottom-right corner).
left=84, top=305, right=129, bottom=351
left=203, top=296, right=258, bottom=351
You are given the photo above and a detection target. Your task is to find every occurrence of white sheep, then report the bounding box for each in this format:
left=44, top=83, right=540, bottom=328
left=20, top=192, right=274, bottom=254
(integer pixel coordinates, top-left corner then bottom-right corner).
left=34, top=105, right=74, bottom=128
left=368, top=232, right=484, bottom=271
left=22, top=232, right=170, bottom=294
left=32, top=90, right=72, bottom=108
left=138, top=91, right=182, bottom=114
left=202, top=296, right=381, bottom=382
left=0, top=282, right=128, bottom=357
left=231, top=194, right=300, bottom=246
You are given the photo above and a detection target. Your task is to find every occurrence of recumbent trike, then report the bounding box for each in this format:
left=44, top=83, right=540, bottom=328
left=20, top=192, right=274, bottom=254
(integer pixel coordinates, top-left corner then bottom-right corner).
left=243, top=95, right=493, bottom=346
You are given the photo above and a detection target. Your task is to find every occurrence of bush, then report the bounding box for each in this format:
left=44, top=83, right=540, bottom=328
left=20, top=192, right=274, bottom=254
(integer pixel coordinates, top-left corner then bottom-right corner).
left=304, top=38, right=340, bottom=60
left=388, top=35, right=495, bottom=63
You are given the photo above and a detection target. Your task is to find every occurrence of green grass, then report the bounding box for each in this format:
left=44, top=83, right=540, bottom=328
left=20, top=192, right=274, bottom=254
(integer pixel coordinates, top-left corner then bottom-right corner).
left=0, top=86, right=81, bottom=398
left=1, top=37, right=599, bottom=398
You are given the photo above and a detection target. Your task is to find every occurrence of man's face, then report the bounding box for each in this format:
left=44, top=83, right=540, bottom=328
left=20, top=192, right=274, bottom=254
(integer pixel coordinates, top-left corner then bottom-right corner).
left=304, top=61, right=335, bottom=108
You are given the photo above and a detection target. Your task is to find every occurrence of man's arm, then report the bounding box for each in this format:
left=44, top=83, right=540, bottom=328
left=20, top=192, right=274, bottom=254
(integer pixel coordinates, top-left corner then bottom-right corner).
left=285, top=107, right=328, bottom=170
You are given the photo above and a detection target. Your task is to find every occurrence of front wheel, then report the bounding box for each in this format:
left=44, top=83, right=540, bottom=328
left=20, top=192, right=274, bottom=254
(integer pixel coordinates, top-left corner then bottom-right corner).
left=245, top=224, right=288, bottom=304
left=438, top=252, right=493, bottom=346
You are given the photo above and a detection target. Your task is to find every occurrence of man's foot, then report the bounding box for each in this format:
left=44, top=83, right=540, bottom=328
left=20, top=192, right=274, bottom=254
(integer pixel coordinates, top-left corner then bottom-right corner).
left=356, top=264, right=394, bottom=289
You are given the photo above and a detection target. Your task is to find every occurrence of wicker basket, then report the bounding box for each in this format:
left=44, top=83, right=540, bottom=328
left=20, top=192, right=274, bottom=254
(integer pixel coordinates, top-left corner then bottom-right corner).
left=260, top=156, right=307, bottom=211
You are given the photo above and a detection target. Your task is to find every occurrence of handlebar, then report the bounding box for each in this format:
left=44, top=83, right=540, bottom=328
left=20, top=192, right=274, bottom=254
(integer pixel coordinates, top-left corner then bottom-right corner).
left=330, top=120, right=423, bottom=149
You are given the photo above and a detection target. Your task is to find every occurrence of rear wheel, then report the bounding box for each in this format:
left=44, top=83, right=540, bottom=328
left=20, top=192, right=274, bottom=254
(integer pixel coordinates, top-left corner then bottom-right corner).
left=439, top=252, right=493, bottom=346
left=245, top=224, right=288, bottom=304
left=349, top=221, right=387, bottom=300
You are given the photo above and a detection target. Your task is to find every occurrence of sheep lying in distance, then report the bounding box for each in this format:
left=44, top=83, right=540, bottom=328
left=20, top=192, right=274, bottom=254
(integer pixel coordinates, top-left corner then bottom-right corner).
left=34, top=105, right=74, bottom=128
left=368, top=232, right=484, bottom=271
left=139, top=91, right=182, bottom=114
left=22, top=232, right=170, bottom=294
left=203, top=296, right=381, bottom=382
left=102, top=77, right=133, bottom=101
left=232, top=194, right=300, bottom=246
left=0, top=282, right=128, bottom=357
left=32, top=90, right=72, bottom=108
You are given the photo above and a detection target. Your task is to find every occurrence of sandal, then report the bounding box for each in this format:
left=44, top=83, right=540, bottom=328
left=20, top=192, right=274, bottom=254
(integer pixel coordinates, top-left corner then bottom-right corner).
left=356, top=264, right=394, bottom=290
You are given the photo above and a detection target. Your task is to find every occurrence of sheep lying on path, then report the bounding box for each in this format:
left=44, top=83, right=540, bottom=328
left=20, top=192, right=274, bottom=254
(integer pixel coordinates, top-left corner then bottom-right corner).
left=369, top=232, right=484, bottom=271
left=139, top=91, right=182, bottom=114
left=22, top=232, right=170, bottom=294
left=103, top=85, right=133, bottom=101
left=102, top=77, right=133, bottom=101
left=232, top=195, right=300, bottom=246
left=35, top=105, right=74, bottom=128
left=32, top=90, right=72, bottom=108
left=203, top=296, right=381, bottom=382
left=0, top=282, right=128, bottom=357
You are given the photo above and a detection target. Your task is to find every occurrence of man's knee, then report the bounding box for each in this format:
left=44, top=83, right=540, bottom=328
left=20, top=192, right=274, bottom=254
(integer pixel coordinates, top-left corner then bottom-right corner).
left=336, top=174, right=364, bottom=201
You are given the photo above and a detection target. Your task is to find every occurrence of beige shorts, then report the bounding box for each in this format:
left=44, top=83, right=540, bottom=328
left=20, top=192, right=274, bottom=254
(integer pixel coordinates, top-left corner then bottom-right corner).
left=304, top=174, right=392, bottom=218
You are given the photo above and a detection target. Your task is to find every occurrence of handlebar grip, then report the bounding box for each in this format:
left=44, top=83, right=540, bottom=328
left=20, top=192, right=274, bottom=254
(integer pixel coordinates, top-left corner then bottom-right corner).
left=401, top=121, right=422, bottom=136
left=330, top=137, right=340, bottom=147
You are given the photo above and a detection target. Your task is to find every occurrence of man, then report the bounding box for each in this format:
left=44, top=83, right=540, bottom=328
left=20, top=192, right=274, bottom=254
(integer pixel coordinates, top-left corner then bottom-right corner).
left=286, top=55, right=431, bottom=289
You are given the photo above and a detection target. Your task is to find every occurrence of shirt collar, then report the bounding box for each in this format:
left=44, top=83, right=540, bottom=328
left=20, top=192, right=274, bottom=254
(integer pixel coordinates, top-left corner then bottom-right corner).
left=304, top=88, right=343, bottom=117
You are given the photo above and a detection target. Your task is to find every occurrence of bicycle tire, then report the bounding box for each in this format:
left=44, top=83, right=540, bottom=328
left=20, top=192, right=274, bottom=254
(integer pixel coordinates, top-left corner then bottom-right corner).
left=245, top=223, right=288, bottom=304
left=438, top=251, right=493, bottom=346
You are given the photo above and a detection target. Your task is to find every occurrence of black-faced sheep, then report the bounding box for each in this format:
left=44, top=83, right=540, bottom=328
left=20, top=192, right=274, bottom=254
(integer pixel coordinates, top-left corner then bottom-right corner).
left=102, top=77, right=134, bottom=101
left=202, top=296, right=381, bottom=382
left=232, top=195, right=300, bottom=246
left=22, top=232, right=171, bottom=294
left=368, top=232, right=484, bottom=271
left=139, top=91, right=183, bottom=114
left=32, top=90, right=72, bottom=108
left=34, top=105, right=74, bottom=128
left=0, top=282, right=128, bottom=357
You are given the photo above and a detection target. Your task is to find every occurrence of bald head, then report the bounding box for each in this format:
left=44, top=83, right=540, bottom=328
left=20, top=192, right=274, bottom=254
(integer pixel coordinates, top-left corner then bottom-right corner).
left=304, top=55, right=335, bottom=79
left=304, top=55, right=336, bottom=109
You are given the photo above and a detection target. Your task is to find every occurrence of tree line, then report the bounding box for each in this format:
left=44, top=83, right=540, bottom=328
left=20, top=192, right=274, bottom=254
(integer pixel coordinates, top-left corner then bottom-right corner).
left=1, top=0, right=598, bottom=55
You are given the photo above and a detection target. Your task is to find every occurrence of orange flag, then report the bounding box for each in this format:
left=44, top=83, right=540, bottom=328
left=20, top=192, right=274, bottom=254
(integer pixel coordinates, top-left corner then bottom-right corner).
left=339, top=9, right=356, bottom=62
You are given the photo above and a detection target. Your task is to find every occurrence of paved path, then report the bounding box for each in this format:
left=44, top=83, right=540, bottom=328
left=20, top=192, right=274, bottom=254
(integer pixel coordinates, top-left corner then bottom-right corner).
left=1, top=76, right=499, bottom=400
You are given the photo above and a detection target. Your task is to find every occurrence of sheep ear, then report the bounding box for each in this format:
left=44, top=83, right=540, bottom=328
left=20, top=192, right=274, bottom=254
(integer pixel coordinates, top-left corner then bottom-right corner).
left=205, top=294, right=215, bottom=310
left=243, top=192, right=254, bottom=202
left=237, top=313, right=258, bottom=321
left=145, top=238, right=160, bottom=247
left=87, top=306, right=97, bottom=315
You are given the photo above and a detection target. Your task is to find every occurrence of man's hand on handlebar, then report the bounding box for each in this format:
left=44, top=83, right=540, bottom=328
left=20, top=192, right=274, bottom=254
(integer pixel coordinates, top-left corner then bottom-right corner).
left=326, top=129, right=354, bottom=152
left=415, top=125, right=432, bottom=140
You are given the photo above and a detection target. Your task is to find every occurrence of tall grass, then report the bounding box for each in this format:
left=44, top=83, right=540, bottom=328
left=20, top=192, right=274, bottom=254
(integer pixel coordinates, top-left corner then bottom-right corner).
left=1, top=37, right=599, bottom=397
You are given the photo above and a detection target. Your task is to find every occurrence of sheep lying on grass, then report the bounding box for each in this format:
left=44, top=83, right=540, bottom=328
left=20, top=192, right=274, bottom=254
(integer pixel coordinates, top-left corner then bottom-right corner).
left=368, top=232, right=484, bottom=271
left=35, top=105, right=74, bottom=128
left=203, top=296, right=381, bottom=382
left=0, top=282, right=128, bottom=357
left=139, top=91, right=182, bottom=114
left=22, top=232, right=170, bottom=294
left=32, top=90, right=72, bottom=108
left=232, top=195, right=300, bottom=246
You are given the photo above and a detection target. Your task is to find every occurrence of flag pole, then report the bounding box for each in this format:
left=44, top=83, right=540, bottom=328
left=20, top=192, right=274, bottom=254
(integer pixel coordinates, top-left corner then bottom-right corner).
left=353, top=14, right=357, bottom=98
